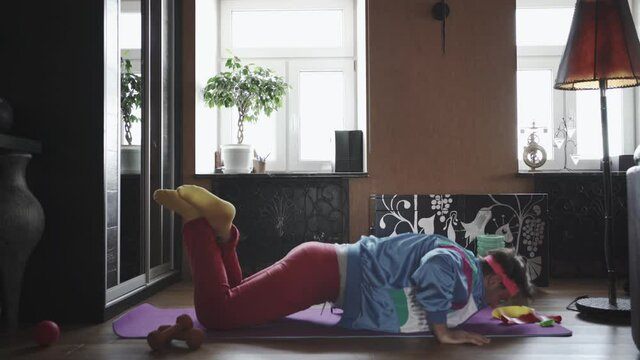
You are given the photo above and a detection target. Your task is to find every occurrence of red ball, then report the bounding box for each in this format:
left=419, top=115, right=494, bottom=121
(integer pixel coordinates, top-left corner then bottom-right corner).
left=33, top=320, right=60, bottom=346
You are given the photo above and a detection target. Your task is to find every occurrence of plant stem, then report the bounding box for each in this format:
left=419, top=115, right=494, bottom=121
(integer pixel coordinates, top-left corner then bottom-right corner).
left=124, top=120, right=133, bottom=146
left=237, top=113, right=244, bottom=144
left=563, top=128, right=568, bottom=170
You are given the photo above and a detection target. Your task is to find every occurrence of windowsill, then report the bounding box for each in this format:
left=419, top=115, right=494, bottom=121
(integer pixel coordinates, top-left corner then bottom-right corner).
left=194, top=171, right=368, bottom=179
left=517, top=169, right=629, bottom=177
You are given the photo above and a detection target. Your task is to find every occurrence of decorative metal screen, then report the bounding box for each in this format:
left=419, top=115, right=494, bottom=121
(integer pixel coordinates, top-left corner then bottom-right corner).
left=212, top=177, right=349, bottom=276
left=372, top=194, right=549, bottom=286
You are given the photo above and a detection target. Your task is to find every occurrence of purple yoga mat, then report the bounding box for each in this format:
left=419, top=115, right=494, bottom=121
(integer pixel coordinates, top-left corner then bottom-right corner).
left=113, top=304, right=572, bottom=339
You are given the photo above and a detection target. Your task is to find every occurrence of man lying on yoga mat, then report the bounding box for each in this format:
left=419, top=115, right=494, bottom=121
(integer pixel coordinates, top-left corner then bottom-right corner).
left=154, top=185, right=533, bottom=346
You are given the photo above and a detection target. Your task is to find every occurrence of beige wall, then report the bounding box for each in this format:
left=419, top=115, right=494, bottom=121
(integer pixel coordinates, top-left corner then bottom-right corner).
left=181, top=0, right=534, bottom=242
left=348, top=0, right=533, bottom=239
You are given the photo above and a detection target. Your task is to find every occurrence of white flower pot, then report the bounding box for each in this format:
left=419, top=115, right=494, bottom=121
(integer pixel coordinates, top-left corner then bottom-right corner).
left=121, top=145, right=141, bottom=174
left=221, top=144, right=253, bottom=174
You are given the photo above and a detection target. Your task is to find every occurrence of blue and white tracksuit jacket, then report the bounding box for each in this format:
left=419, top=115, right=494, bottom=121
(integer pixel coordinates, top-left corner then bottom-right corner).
left=336, top=233, right=486, bottom=333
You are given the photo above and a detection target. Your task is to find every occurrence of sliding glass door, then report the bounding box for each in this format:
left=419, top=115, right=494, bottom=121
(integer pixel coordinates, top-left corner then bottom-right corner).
left=105, top=0, right=176, bottom=305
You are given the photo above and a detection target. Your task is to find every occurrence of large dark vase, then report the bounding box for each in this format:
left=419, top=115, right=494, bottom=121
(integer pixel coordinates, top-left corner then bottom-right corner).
left=0, top=98, right=13, bottom=133
left=0, top=153, right=45, bottom=331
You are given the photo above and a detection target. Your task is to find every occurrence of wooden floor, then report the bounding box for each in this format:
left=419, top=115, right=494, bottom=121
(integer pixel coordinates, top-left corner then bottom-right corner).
left=1, top=278, right=638, bottom=359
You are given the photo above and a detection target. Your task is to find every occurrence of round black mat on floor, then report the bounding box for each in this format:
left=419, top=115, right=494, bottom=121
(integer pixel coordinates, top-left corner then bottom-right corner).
left=576, top=297, right=631, bottom=319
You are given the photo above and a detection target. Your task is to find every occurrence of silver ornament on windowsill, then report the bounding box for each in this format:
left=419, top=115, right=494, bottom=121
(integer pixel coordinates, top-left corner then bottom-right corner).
left=523, top=131, right=547, bottom=171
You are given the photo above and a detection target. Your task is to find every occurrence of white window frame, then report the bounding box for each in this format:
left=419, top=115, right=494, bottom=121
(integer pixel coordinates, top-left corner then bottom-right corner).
left=564, top=87, right=636, bottom=170
left=287, top=59, right=356, bottom=171
left=516, top=0, right=637, bottom=171
left=517, top=56, right=564, bottom=170
left=220, top=0, right=355, bottom=59
left=215, top=0, right=358, bottom=173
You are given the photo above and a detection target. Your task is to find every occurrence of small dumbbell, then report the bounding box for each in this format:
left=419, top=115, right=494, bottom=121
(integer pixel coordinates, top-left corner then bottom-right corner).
left=157, top=324, right=205, bottom=350
left=147, top=314, right=194, bottom=351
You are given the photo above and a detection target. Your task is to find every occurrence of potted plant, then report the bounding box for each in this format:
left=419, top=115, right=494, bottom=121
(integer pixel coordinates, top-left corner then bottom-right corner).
left=120, top=57, right=143, bottom=173
left=204, top=56, right=288, bottom=173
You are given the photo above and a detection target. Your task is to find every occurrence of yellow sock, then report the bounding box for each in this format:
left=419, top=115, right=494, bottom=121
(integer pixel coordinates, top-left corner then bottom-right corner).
left=176, top=185, right=236, bottom=241
left=153, top=189, right=200, bottom=222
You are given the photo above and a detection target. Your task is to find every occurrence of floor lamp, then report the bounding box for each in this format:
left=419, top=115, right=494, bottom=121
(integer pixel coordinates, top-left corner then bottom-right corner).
left=555, top=0, right=640, bottom=318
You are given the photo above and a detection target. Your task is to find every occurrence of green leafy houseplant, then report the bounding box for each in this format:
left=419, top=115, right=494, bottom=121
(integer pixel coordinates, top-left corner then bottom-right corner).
left=121, top=58, right=143, bottom=146
left=203, top=56, right=289, bottom=144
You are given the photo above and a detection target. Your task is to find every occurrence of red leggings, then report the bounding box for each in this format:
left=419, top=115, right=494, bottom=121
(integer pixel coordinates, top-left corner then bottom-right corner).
left=183, top=218, right=340, bottom=330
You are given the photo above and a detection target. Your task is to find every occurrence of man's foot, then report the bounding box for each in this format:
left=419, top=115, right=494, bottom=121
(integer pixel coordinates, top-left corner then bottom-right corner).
left=177, top=185, right=236, bottom=242
left=153, top=189, right=200, bottom=222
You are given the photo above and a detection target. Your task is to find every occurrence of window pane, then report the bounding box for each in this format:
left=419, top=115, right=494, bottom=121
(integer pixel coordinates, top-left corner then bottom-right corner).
left=576, top=90, right=623, bottom=158
left=232, top=10, right=343, bottom=48
left=516, top=8, right=574, bottom=46
left=122, top=71, right=142, bottom=146
left=299, top=71, right=344, bottom=161
left=231, top=109, right=278, bottom=162
left=517, top=70, right=554, bottom=159
left=119, top=12, right=142, bottom=49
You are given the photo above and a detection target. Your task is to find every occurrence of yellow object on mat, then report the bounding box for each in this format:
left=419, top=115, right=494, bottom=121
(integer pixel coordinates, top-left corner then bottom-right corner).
left=492, top=306, right=534, bottom=319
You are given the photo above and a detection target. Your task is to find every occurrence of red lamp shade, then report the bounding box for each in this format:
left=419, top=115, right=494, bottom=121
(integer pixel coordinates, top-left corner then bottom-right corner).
left=555, top=0, right=640, bottom=90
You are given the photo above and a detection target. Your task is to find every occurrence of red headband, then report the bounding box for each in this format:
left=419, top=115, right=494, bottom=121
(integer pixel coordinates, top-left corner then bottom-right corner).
left=484, top=255, right=519, bottom=296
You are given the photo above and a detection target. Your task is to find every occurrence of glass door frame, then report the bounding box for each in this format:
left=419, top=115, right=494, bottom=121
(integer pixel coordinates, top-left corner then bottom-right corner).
left=105, top=0, right=178, bottom=305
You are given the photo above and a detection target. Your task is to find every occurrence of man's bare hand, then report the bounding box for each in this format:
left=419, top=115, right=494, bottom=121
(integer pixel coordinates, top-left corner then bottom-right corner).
left=431, top=324, right=491, bottom=346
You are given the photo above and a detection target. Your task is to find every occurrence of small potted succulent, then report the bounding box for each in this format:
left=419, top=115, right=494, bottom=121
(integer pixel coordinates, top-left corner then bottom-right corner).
left=120, top=57, right=143, bottom=173
left=204, top=56, right=288, bottom=173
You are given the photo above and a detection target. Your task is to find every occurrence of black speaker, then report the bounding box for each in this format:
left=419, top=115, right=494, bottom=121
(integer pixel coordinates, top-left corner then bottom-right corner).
left=600, top=155, right=635, bottom=172
left=335, top=130, right=363, bottom=172
left=613, top=155, right=635, bottom=172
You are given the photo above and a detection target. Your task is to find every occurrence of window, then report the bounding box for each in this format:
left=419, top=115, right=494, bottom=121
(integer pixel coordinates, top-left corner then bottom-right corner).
left=120, top=3, right=142, bottom=146
left=220, top=0, right=354, bottom=58
left=230, top=10, right=344, bottom=49
left=195, top=0, right=365, bottom=173
left=516, top=0, right=636, bottom=171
